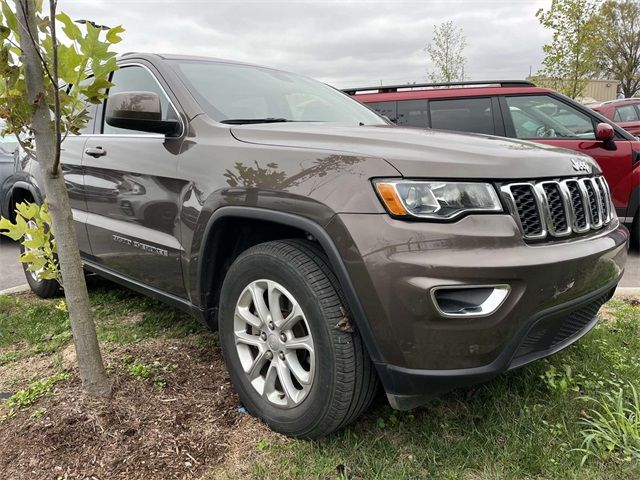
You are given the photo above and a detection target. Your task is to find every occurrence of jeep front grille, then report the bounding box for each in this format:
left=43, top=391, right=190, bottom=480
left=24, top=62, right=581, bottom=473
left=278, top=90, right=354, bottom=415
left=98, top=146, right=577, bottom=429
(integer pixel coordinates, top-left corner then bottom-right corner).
left=501, top=176, right=613, bottom=241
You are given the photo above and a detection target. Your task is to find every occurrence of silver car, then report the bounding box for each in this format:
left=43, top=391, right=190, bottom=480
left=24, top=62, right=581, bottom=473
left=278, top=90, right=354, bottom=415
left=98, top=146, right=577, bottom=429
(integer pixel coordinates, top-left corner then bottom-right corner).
left=0, top=121, right=18, bottom=218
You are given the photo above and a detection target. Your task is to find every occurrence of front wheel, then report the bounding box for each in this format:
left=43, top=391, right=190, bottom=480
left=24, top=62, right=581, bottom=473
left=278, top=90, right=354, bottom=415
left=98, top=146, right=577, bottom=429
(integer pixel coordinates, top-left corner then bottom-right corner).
left=218, top=239, right=378, bottom=439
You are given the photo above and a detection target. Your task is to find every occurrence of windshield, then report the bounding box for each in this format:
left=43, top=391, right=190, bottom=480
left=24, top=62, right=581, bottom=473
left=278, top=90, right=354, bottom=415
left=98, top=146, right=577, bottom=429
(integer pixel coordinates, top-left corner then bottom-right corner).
left=170, top=60, right=386, bottom=125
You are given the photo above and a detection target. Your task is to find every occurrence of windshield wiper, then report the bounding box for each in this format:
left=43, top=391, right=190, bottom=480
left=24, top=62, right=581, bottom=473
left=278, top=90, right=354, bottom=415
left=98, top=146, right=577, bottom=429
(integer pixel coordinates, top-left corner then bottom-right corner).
left=220, top=117, right=293, bottom=125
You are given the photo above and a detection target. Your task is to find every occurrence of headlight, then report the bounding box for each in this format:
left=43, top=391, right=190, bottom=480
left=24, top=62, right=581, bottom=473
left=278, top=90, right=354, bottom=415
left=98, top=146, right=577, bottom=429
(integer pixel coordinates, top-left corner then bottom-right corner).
left=373, top=179, right=502, bottom=220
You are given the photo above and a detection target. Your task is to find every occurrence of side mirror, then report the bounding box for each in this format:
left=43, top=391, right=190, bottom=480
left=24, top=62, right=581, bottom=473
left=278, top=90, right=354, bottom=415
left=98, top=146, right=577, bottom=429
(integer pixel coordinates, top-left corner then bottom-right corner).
left=595, top=122, right=615, bottom=141
left=595, top=122, right=616, bottom=151
left=105, top=91, right=181, bottom=136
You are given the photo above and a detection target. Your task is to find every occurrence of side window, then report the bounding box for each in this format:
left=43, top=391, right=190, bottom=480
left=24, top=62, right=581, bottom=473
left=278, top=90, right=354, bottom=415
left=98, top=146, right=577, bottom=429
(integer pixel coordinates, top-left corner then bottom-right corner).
left=396, top=100, right=428, bottom=128
left=614, top=105, right=639, bottom=122
left=366, top=101, right=397, bottom=122
left=429, top=98, right=494, bottom=135
left=505, top=95, right=595, bottom=139
left=103, top=65, right=176, bottom=134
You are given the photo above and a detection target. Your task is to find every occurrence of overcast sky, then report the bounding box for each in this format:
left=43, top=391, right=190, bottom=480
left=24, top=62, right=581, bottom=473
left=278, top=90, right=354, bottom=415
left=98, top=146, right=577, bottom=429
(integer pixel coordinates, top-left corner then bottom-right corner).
left=62, top=0, right=552, bottom=89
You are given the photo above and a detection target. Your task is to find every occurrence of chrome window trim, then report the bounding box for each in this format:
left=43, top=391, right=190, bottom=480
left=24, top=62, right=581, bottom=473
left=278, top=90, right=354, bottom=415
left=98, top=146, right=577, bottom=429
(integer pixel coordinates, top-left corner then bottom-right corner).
left=100, top=62, right=185, bottom=138
left=77, top=133, right=166, bottom=139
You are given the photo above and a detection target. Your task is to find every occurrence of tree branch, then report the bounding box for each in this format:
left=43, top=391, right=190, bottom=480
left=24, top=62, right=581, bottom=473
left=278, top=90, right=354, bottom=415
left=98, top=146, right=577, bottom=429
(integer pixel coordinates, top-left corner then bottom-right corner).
left=49, top=0, right=61, bottom=177
left=16, top=0, right=56, bottom=86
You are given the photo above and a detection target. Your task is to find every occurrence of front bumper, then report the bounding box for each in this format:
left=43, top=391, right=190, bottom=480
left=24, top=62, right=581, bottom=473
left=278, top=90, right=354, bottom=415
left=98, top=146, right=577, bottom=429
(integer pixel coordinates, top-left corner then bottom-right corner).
left=325, top=213, right=628, bottom=408
left=379, top=278, right=616, bottom=410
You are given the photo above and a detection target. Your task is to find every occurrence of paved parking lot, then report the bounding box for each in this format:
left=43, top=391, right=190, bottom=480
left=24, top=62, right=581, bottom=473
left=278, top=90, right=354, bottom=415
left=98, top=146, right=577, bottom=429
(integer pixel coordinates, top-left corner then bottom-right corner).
left=1, top=237, right=639, bottom=293
left=0, top=237, right=26, bottom=292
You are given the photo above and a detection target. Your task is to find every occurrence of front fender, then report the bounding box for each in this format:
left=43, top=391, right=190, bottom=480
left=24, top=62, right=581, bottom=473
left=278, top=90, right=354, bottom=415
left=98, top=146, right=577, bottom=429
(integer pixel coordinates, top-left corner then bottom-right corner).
left=189, top=205, right=385, bottom=364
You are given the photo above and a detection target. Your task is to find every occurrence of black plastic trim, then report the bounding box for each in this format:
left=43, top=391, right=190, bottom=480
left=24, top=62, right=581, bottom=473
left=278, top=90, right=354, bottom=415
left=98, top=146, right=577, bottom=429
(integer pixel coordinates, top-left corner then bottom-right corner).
left=83, top=259, right=207, bottom=322
left=197, top=206, right=384, bottom=362
left=626, top=186, right=639, bottom=221
left=379, top=275, right=621, bottom=410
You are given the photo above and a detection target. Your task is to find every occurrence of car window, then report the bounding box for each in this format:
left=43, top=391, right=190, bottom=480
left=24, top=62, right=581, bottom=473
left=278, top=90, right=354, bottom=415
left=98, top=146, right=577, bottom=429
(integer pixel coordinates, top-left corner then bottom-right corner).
left=614, top=105, right=640, bottom=122
left=505, top=95, right=595, bottom=139
left=0, top=119, right=18, bottom=153
left=103, top=65, right=177, bottom=134
left=366, top=101, right=397, bottom=122
left=428, top=98, right=494, bottom=135
left=397, top=100, right=429, bottom=128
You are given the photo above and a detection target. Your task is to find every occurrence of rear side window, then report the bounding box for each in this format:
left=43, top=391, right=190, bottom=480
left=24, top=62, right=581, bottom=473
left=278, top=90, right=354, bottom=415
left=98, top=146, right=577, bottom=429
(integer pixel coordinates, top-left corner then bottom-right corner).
left=366, top=101, right=397, bottom=122
left=614, top=105, right=640, bottom=122
left=429, top=98, right=495, bottom=135
left=396, top=100, right=429, bottom=128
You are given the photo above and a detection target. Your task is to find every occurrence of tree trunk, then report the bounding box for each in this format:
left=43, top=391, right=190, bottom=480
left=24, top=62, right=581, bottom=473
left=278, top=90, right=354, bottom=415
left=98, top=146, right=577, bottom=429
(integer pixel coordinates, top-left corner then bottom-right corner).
left=16, top=0, right=112, bottom=397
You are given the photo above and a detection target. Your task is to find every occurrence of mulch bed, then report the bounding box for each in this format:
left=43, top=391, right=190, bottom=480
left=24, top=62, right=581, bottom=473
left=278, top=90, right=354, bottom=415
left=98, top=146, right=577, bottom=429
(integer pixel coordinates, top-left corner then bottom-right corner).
left=0, top=337, right=271, bottom=479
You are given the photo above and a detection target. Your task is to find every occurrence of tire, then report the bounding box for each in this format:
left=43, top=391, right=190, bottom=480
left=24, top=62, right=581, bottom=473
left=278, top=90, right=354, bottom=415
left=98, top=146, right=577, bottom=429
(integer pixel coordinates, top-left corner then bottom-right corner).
left=20, top=244, right=60, bottom=298
left=218, top=239, right=378, bottom=439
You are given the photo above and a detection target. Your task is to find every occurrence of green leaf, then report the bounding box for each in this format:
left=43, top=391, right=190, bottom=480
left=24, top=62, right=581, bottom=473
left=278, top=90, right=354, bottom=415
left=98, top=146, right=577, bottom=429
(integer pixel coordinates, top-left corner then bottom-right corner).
left=0, top=217, right=24, bottom=241
left=40, top=204, right=51, bottom=224
left=82, top=77, right=113, bottom=101
left=57, top=44, right=83, bottom=84
left=15, top=201, right=38, bottom=220
left=1, top=1, right=18, bottom=33
left=106, top=25, right=125, bottom=44
left=56, top=12, right=82, bottom=41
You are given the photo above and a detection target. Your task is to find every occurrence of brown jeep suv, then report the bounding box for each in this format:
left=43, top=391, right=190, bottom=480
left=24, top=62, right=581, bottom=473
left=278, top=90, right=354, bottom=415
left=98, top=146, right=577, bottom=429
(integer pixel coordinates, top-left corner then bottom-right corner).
left=6, top=53, right=628, bottom=438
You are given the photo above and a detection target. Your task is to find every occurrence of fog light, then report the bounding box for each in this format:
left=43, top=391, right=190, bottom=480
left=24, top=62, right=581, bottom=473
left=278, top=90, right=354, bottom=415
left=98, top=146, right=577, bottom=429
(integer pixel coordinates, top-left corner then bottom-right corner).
left=431, top=285, right=510, bottom=317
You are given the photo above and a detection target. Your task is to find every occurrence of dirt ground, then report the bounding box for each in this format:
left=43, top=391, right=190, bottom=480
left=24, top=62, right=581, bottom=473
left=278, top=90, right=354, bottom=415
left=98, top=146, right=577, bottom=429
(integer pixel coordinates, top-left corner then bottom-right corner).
left=0, top=337, right=277, bottom=479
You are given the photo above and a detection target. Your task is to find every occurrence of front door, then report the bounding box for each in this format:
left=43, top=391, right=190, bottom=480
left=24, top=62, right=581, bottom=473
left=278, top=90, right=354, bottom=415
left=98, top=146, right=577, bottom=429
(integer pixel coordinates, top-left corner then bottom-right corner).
left=82, top=63, right=188, bottom=297
left=500, top=94, right=633, bottom=214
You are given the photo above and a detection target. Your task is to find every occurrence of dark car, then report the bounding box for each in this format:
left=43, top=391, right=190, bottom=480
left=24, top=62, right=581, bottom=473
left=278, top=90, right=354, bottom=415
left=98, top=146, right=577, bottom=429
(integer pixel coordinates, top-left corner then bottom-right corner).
left=589, top=98, right=640, bottom=137
left=345, top=80, right=640, bottom=248
left=8, top=55, right=628, bottom=438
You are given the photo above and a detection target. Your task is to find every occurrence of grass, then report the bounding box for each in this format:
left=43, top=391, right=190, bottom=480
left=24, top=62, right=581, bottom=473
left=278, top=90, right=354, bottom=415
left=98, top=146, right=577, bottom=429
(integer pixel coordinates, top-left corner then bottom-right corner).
left=238, top=299, right=640, bottom=480
left=0, top=277, right=203, bottom=364
left=0, top=281, right=639, bottom=479
left=5, top=371, right=70, bottom=409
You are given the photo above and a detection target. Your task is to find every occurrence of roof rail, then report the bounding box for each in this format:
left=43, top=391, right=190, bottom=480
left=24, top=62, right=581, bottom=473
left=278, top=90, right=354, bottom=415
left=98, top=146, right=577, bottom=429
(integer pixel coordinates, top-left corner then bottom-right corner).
left=343, top=80, right=536, bottom=95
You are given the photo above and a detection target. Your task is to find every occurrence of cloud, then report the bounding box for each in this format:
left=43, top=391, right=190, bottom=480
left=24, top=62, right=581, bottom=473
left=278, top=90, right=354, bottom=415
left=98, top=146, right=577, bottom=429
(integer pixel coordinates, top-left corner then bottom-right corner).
left=61, top=0, right=552, bottom=88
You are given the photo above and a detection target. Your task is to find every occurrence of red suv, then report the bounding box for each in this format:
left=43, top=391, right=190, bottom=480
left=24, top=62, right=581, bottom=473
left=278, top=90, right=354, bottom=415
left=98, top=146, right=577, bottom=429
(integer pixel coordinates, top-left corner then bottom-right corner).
left=345, top=80, right=640, bottom=246
left=590, top=98, right=640, bottom=137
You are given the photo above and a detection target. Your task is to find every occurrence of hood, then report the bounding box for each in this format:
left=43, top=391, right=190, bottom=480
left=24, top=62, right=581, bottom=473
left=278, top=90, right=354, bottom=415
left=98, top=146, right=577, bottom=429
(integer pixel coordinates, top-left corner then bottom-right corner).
left=230, top=123, right=600, bottom=179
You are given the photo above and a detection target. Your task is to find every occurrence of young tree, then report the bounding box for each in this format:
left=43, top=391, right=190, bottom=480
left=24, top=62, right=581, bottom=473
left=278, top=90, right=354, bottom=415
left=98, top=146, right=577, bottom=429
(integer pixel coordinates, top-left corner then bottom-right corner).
left=425, top=20, right=467, bottom=83
left=0, top=0, right=123, bottom=396
left=536, top=0, right=603, bottom=99
left=599, top=0, right=640, bottom=98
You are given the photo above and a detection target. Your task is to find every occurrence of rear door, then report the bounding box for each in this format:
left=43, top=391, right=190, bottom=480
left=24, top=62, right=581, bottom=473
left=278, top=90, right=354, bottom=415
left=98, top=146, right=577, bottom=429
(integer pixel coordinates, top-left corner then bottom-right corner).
left=499, top=94, right=633, bottom=215
left=82, top=62, right=188, bottom=297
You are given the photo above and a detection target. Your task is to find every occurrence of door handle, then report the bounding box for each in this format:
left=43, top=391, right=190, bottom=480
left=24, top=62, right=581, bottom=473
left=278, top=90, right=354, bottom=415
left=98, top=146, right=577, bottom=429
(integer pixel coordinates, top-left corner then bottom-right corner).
left=84, top=147, right=106, bottom=158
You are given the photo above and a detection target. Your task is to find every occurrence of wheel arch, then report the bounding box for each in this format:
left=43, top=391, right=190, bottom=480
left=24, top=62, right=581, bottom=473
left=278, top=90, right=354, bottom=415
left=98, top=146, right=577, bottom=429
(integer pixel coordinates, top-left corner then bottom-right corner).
left=194, top=206, right=383, bottom=363
left=2, top=181, right=42, bottom=220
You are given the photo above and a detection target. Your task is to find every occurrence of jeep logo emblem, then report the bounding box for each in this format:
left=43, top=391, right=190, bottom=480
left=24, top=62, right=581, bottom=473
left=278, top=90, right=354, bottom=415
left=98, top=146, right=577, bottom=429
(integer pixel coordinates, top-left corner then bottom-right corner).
left=571, top=159, right=590, bottom=172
